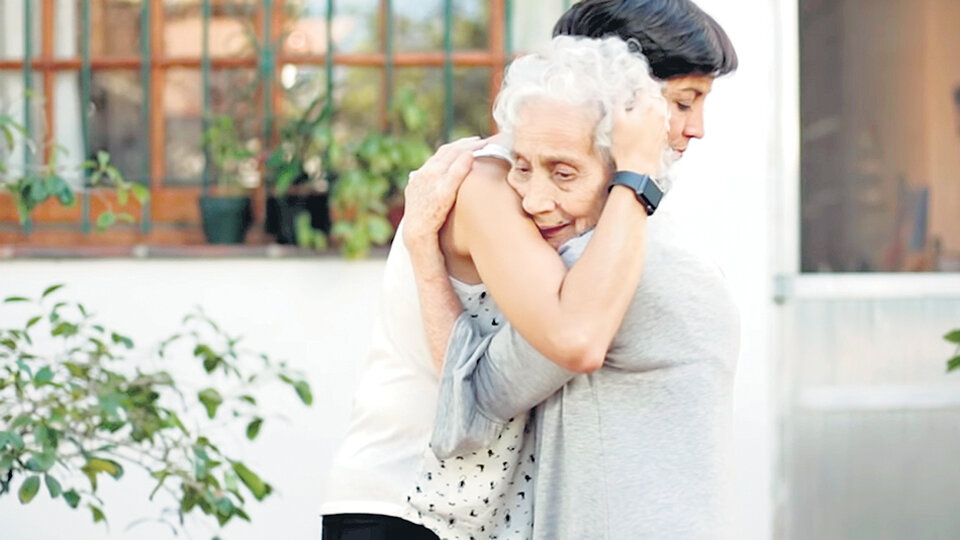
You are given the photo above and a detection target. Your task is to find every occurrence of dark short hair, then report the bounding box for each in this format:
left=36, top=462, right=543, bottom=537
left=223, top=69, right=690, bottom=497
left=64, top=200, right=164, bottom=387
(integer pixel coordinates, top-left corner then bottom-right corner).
left=553, top=0, right=739, bottom=80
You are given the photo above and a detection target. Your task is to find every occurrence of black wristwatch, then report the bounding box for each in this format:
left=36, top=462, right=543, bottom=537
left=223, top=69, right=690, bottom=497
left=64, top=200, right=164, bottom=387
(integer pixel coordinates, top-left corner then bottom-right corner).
left=608, top=171, right=664, bottom=216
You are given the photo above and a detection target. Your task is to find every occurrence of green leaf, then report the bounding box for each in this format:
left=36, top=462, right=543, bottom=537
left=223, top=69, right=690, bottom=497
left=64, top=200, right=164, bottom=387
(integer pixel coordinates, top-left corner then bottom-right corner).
left=0, top=455, right=13, bottom=475
left=42, top=284, right=65, bottom=298
left=96, top=212, right=116, bottom=230
left=45, top=474, right=62, bottom=498
left=47, top=176, right=75, bottom=206
left=130, top=183, right=149, bottom=204
left=3, top=296, right=29, bottom=303
left=239, top=394, right=257, bottom=406
left=948, top=356, right=960, bottom=373
left=26, top=315, right=42, bottom=330
left=62, top=489, right=80, bottom=508
left=198, top=388, right=223, bottom=419
left=110, top=332, right=133, bottom=349
left=26, top=452, right=56, bottom=472
left=19, top=476, right=40, bottom=504
left=81, top=457, right=124, bottom=490
left=51, top=322, right=79, bottom=337
left=945, top=330, right=960, bottom=344
left=117, top=187, right=129, bottom=206
left=34, top=366, right=54, bottom=384
left=90, top=504, right=106, bottom=524
left=245, top=417, right=263, bottom=440
left=294, top=380, right=313, bottom=405
left=11, top=416, right=33, bottom=432
left=232, top=462, right=269, bottom=501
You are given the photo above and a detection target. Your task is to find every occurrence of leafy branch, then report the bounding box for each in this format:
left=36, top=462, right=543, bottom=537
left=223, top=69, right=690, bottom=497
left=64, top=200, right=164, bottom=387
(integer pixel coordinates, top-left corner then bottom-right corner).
left=0, top=286, right=312, bottom=536
left=945, top=329, right=960, bottom=372
left=1, top=102, right=149, bottom=227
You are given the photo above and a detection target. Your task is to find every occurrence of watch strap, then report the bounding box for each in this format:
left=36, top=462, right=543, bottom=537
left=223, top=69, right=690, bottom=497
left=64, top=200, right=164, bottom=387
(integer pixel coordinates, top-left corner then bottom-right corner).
left=608, top=171, right=663, bottom=215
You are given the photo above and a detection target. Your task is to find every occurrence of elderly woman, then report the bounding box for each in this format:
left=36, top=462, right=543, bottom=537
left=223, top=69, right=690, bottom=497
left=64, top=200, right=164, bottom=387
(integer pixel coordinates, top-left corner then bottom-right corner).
left=402, top=35, right=675, bottom=540
left=401, top=7, right=738, bottom=540
left=321, top=1, right=738, bottom=539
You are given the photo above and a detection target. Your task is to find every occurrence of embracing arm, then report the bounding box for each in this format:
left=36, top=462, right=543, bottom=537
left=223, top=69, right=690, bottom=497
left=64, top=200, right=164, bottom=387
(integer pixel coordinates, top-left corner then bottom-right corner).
left=453, top=176, right=646, bottom=373
left=446, top=103, right=664, bottom=373
left=407, top=101, right=664, bottom=374
left=407, top=233, right=463, bottom=373
left=431, top=232, right=614, bottom=457
left=402, top=137, right=487, bottom=372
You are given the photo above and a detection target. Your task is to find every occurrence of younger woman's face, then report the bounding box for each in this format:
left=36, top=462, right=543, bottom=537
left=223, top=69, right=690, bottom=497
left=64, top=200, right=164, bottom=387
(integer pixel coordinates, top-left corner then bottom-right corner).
left=507, top=98, right=610, bottom=249
left=662, top=74, right=715, bottom=158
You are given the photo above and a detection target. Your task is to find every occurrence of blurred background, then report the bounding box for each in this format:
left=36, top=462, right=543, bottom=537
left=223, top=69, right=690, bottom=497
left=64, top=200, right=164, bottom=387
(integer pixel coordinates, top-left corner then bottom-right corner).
left=1, top=0, right=959, bottom=539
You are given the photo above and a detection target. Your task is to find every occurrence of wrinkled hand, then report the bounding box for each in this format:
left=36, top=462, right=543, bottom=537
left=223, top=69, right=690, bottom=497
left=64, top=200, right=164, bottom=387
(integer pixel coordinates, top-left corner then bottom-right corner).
left=610, top=91, right=669, bottom=175
left=402, top=136, right=487, bottom=250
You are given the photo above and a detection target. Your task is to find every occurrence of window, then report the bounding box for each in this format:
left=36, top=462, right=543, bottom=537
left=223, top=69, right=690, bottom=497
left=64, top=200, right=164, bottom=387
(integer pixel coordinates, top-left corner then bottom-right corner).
left=799, top=0, right=960, bottom=272
left=1, top=0, right=562, bottom=248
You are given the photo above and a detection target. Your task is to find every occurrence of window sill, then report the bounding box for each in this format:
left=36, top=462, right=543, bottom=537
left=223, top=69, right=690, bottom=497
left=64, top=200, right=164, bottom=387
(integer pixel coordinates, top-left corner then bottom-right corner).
left=0, top=244, right=390, bottom=260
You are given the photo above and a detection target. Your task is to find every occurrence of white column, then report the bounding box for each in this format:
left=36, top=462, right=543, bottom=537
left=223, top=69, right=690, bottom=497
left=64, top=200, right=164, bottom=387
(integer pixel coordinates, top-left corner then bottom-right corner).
left=0, top=0, right=28, bottom=177
left=54, top=0, right=84, bottom=187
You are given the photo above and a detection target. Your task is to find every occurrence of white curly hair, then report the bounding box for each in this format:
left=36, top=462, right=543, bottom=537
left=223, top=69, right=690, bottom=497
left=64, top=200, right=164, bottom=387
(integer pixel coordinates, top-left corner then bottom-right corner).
left=492, top=35, right=675, bottom=187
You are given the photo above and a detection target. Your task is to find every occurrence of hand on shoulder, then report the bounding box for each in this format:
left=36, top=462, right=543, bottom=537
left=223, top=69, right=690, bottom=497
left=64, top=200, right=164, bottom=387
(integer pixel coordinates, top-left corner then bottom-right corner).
left=402, top=136, right=488, bottom=252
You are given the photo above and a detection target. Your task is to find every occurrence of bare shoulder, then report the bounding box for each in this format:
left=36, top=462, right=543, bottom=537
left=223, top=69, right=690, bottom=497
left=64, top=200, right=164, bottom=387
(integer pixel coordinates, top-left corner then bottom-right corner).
left=457, top=157, right=518, bottom=219
left=441, top=157, right=515, bottom=256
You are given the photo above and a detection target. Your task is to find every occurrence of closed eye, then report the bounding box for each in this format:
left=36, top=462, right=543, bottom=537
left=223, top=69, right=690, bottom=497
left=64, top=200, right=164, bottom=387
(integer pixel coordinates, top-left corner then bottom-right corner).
left=513, top=163, right=532, bottom=175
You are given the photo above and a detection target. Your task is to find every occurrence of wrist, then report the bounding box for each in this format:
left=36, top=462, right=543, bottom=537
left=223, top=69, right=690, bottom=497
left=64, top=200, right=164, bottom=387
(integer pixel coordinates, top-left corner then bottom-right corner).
left=608, top=171, right=663, bottom=216
left=403, top=222, right=437, bottom=247
left=614, top=159, right=658, bottom=176
left=407, top=234, right=444, bottom=263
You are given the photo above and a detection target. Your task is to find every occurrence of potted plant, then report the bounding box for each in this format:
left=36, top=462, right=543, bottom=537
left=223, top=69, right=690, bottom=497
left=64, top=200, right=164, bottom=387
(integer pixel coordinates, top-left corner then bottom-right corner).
left=1, top=112, right=147, bottom=228
left=328, top=89, right=433, bottom=258
left=264, top=94, right=334, bottom=245
left=199, top=115, right=255, bottom=244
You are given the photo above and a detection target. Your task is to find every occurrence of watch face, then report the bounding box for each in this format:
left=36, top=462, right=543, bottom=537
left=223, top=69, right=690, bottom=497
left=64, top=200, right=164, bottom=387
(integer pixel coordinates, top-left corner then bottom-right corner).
left=613, top=171, right=661, bottom=216
left=641, top=178, right=664, bottom=209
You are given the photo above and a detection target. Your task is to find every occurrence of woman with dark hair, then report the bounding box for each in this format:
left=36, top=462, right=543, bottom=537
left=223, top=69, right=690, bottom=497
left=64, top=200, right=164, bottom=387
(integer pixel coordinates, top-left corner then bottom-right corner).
left=321, top=1, right=738, bottom=539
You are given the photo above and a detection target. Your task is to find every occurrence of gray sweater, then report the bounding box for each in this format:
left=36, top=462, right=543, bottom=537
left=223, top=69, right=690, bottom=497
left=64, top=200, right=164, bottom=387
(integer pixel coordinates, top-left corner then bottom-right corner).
left=431, top=213, right=740, bottom=539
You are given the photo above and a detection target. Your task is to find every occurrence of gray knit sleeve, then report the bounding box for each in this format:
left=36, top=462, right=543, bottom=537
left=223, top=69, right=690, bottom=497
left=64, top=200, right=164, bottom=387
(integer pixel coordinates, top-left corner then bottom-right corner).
left=430, top=313, right=576, bottom=459
left=430, top=231, right=594, bottom=459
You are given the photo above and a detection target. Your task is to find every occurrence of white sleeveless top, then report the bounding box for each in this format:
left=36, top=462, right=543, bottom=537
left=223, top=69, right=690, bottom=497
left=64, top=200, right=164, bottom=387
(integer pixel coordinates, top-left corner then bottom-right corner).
left=321, top=144, right=529, bottom=536
left=320, top=223, right=440, bottom=519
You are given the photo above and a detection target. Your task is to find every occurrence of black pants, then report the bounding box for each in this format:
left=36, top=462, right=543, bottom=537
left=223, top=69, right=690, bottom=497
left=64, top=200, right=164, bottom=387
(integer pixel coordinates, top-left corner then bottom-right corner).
left=322, top=513, right=440, bottom=540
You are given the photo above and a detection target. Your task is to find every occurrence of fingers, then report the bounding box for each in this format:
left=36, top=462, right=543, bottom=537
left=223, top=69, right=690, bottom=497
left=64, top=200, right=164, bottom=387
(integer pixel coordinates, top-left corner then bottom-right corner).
left=415, top=136, right=486, bottom=182
left=445, top=151, right=475, bottom=190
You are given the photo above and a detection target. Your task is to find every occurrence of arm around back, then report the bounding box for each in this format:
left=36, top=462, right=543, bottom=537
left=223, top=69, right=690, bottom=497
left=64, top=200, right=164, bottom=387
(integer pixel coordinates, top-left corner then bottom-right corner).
left=451, top=169, right=649, bottom=373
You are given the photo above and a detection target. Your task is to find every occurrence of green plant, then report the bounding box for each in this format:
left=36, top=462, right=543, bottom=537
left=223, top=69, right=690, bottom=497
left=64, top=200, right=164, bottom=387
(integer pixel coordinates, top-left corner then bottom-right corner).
left=265, top=93, right=336, bottom=197
left=1, top=110, right=147, bottom=228
left=204, top=115, right=257, bottom=194
left=329, top=88, right=433, bottom=258
left=294, top=211, right=329, bottom=251
left=945, top=329, right=960, bottom=371
left=0, top=286, right=312, bottom=536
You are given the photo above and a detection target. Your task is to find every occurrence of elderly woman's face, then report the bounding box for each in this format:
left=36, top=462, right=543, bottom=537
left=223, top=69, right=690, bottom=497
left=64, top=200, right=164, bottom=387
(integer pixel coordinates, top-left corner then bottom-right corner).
left=507, top=98, right=610, bottom=249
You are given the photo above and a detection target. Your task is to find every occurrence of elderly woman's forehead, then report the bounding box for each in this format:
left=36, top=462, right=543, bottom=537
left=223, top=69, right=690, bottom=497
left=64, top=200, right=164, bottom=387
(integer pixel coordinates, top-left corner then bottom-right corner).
left=516, top=97, right=600, bottom=125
